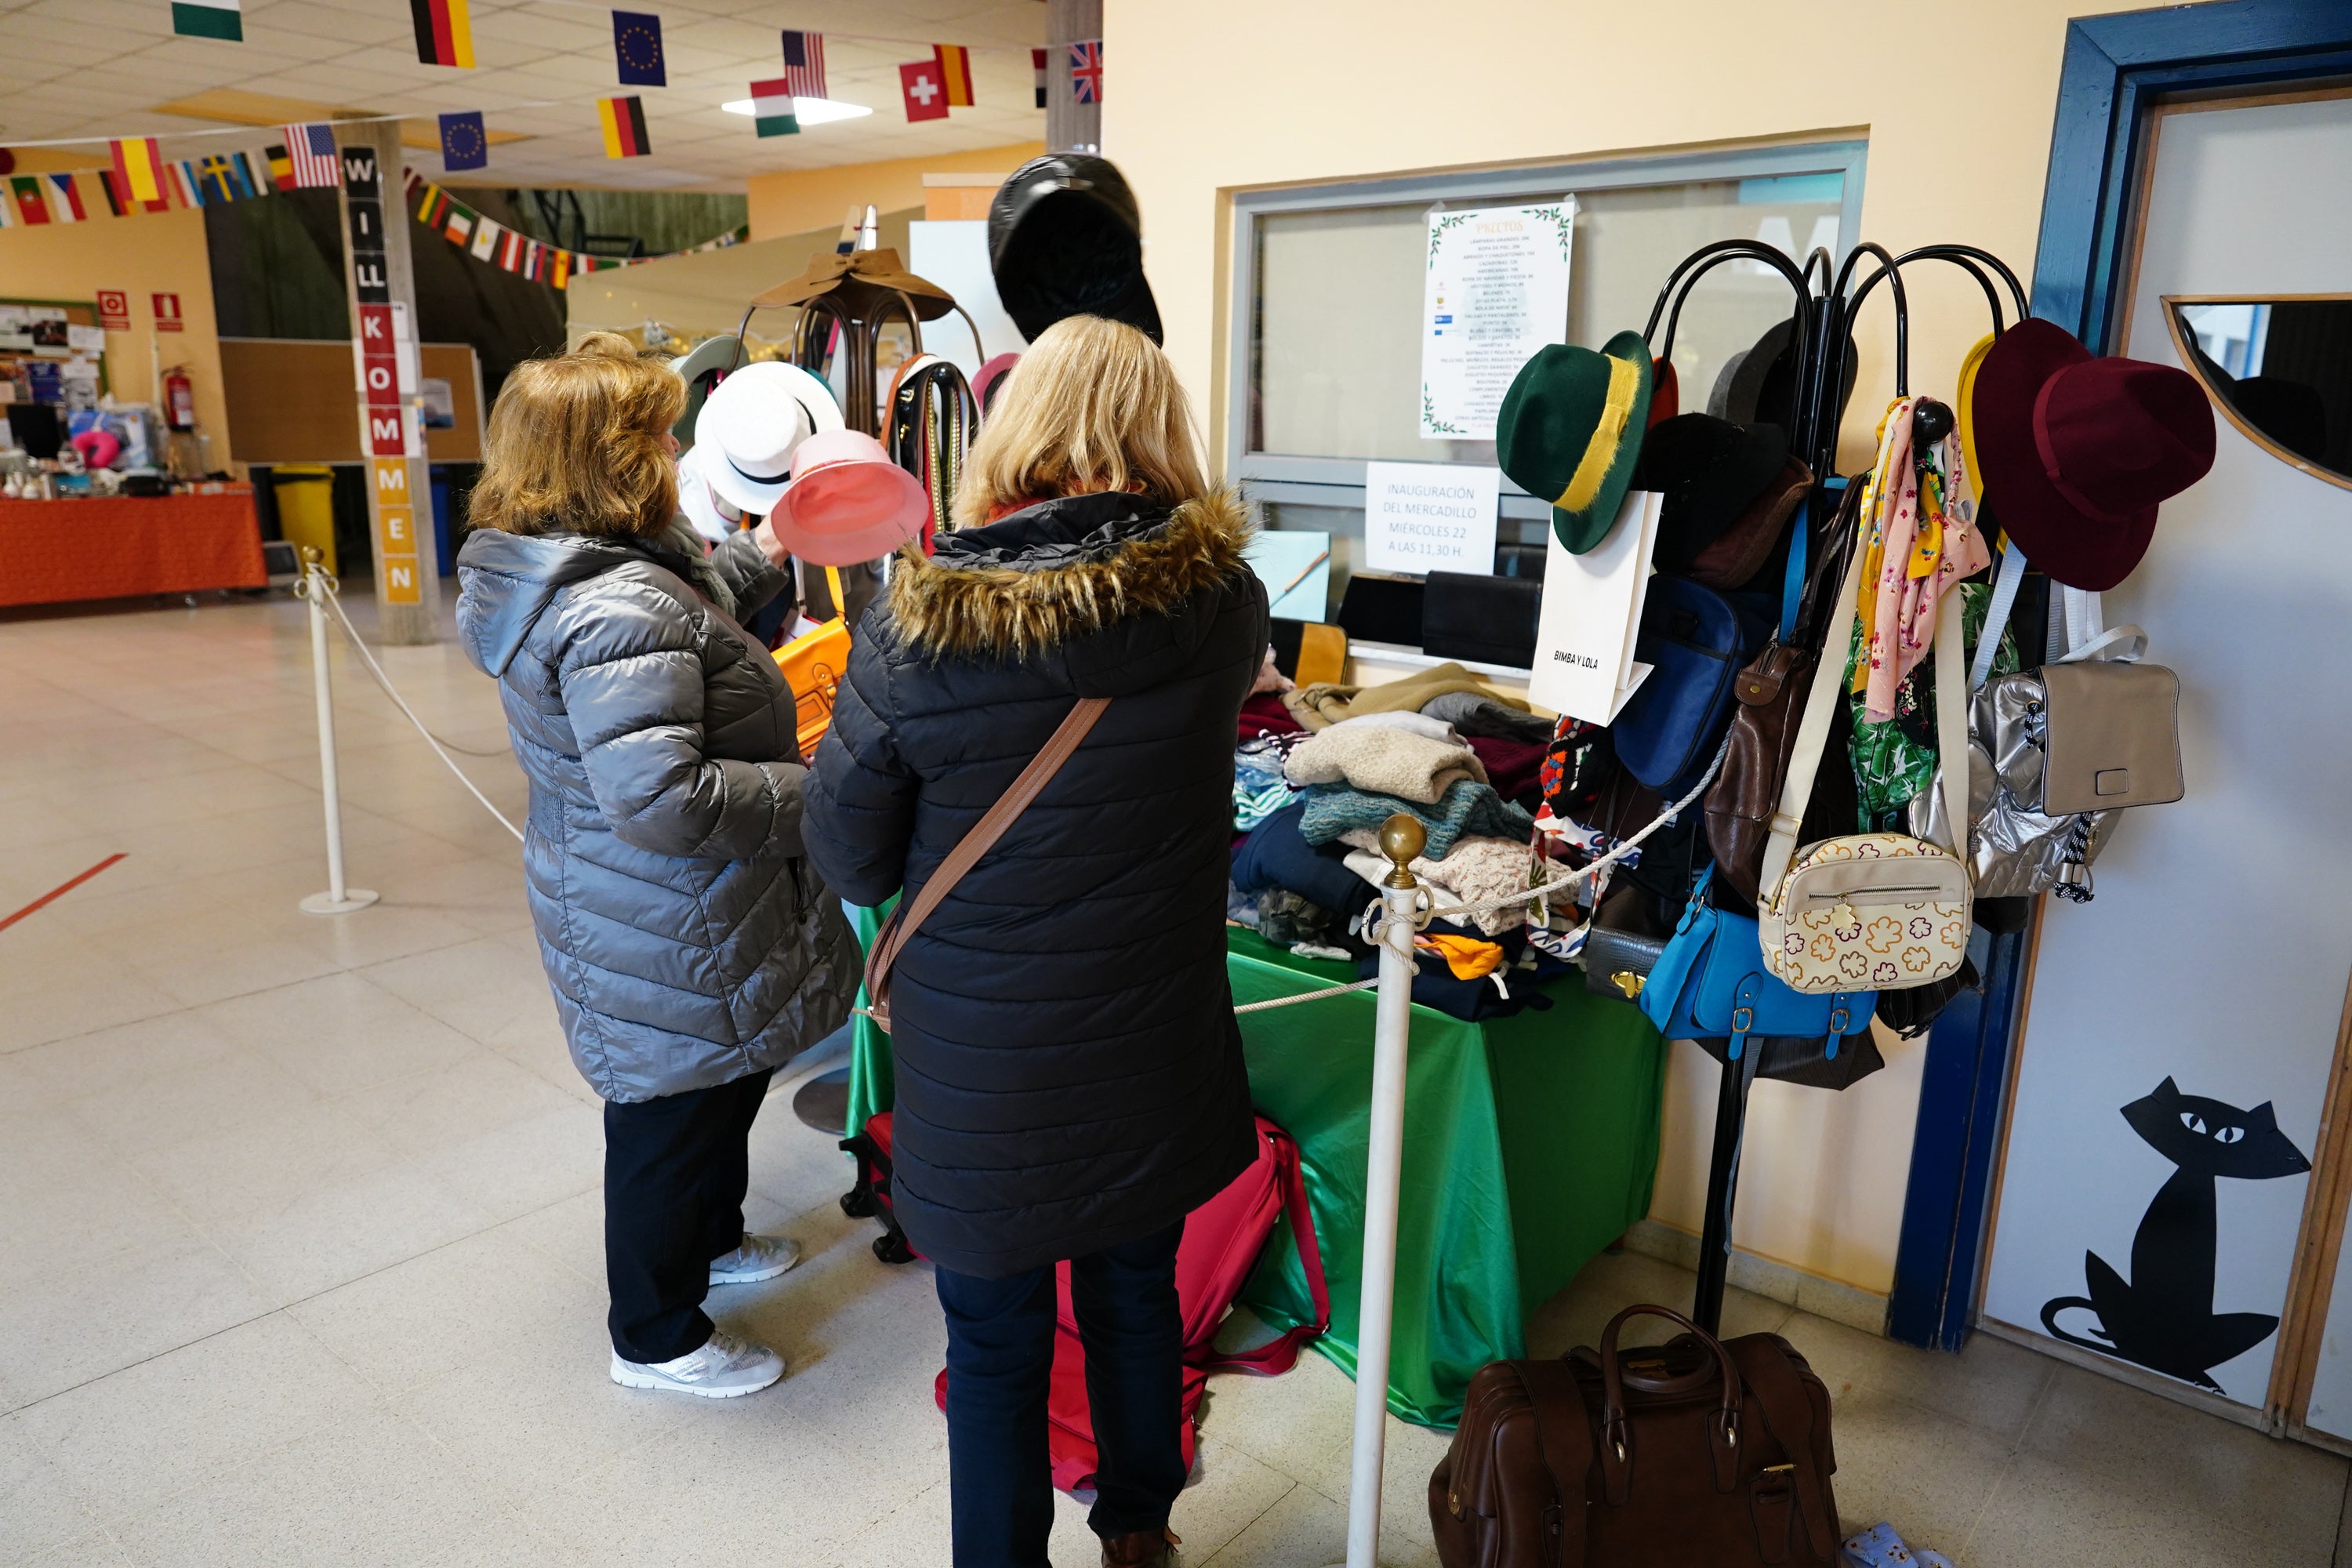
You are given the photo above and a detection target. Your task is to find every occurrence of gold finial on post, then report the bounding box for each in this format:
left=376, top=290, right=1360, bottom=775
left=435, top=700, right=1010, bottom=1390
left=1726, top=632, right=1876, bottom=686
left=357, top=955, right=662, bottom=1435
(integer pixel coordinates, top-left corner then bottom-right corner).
left=299, top=545, right=323, bottom=565
left=1377, top=813, right=1425, bottom=888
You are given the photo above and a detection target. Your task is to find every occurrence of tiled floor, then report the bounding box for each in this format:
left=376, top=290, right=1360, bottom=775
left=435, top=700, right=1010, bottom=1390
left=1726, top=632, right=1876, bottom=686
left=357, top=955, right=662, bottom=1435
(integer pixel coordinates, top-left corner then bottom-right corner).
left=5, top=590, right=2350, bottom=1566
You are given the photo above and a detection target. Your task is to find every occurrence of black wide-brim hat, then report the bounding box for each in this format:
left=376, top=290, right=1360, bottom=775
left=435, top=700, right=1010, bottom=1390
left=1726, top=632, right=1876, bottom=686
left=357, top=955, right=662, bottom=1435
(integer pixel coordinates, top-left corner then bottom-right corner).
left=1970, top=318, right=2216, bottom=590
left=1631, top=413, right=1789, bottom=572
left=988, top=154, right=1163, bottom=345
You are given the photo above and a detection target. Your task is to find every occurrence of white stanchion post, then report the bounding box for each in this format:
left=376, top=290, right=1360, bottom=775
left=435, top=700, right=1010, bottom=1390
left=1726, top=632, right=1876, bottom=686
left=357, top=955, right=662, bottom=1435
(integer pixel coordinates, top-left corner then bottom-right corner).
left=1328, top=813, right=1425, bottom=1568
left=296, top=548, right=379, bottom=916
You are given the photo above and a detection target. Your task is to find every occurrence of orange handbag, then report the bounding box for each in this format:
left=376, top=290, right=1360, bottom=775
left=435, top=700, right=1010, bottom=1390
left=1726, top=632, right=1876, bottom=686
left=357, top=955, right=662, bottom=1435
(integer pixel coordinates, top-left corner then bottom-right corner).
left=774, top=564, right=852, bottom=760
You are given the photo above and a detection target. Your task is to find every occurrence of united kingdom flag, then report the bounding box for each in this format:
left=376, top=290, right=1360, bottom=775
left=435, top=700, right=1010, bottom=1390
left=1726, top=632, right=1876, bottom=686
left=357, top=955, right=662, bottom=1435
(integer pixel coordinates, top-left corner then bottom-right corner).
left=1069, top=38, right=1102, bottom=104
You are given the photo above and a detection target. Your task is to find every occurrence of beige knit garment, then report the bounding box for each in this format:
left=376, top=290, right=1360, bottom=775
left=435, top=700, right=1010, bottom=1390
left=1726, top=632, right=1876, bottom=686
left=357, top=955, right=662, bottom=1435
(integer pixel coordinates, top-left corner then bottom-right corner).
left=1340, top=830, right=1534, bottom=937
left=1282, top=724, right=1489, bottom=804
left=1280, top=662, right=1532, bottom=730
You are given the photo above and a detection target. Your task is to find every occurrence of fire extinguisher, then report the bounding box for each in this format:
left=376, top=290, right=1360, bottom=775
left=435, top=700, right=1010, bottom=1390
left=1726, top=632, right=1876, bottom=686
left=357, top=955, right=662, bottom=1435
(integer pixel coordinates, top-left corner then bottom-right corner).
left=163, top=366, right=196, bottom=431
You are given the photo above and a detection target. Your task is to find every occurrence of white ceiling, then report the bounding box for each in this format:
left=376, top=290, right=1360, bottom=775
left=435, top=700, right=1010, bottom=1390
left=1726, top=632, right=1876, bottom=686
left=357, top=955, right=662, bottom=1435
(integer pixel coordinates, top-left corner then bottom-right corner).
left=0, top=0, right=1046, bottom=191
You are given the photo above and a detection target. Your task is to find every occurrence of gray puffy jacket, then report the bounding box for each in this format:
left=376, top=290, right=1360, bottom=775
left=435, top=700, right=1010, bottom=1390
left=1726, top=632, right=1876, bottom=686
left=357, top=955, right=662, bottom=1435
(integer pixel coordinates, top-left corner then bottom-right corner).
left=456, top=526, right=858, bottom=1102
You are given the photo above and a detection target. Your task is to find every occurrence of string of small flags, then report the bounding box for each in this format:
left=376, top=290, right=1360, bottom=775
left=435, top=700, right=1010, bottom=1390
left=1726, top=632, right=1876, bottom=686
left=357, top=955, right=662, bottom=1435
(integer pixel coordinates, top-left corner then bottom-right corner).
left=405, top=170, right=746, bottom=289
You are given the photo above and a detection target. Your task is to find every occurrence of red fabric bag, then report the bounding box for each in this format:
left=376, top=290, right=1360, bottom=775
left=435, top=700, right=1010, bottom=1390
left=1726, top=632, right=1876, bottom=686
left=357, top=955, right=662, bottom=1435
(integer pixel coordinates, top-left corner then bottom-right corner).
left=852, top=1113, right=1330, bottom=1495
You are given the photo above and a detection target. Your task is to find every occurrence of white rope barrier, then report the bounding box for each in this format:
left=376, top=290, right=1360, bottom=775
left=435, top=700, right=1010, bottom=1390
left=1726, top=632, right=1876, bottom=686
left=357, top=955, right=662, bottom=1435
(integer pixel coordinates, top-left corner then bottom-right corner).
left=306, top=565, right=525, bottom=844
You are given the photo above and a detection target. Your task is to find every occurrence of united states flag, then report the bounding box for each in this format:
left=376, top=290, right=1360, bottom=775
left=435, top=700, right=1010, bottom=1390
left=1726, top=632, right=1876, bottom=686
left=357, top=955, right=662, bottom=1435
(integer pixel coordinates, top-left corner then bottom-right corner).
left=281, top=123, right=339, bottom=188
left=779, top=31, right=826, bottom=100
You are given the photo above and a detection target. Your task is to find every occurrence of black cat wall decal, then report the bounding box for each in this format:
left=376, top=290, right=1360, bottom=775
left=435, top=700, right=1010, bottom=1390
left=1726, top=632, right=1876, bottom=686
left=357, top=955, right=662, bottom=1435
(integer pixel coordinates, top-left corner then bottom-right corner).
left=2041, top=1076, right=2310, bottom=1393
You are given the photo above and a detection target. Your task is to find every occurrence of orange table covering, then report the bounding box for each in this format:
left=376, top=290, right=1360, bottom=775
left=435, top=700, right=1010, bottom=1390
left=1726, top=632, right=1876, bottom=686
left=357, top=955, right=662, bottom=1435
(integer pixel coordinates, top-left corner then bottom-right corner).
left=0, top=492, right=267, bottom=608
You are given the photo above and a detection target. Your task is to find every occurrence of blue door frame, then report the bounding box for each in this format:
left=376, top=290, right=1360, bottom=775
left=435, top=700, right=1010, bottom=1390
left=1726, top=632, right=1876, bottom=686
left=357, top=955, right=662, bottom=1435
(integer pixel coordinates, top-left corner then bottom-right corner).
left=1885, top=0, right=2352, bottom=1352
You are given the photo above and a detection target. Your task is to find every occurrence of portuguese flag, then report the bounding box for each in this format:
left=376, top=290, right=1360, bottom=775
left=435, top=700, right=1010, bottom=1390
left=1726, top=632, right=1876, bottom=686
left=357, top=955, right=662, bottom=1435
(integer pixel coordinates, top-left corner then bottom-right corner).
left=172, top=0, right=242, bottom=41
left=748, top=77, right=797, bottom=137
left=598, top=95, right=651, bottom=159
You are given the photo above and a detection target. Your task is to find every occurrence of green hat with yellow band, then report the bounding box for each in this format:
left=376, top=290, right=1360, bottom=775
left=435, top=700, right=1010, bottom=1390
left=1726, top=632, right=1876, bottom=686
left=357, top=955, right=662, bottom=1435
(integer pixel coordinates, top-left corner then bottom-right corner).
left=1497, top=330, right=1655, bottom=553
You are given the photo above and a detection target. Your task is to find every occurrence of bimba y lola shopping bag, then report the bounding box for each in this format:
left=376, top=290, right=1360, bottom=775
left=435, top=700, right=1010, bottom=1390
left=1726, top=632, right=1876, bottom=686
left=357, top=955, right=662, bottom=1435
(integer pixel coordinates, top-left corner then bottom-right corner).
left=1754, top=513, right=1972, bottom=993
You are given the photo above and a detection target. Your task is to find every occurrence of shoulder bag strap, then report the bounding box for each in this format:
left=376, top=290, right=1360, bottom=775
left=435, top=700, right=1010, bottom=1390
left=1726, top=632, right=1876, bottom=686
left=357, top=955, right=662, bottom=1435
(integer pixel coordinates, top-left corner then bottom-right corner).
left=1726, top=1339, right=1838, bottom=1564
left=862, top=695, right=1112, bottom=1028
left=1197, top=1125, right=1332, bottom=1374
left=1756, top=521, right=1870, bottom=900
left=1930, top=569, right=1969, bottom=858
left=1510, top=1359, right=1594, bottom=1568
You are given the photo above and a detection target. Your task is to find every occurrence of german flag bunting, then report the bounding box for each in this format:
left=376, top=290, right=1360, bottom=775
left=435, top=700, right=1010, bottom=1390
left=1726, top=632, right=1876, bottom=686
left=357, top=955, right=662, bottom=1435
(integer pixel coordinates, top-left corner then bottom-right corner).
left=598, top=95, right=651, bottom=159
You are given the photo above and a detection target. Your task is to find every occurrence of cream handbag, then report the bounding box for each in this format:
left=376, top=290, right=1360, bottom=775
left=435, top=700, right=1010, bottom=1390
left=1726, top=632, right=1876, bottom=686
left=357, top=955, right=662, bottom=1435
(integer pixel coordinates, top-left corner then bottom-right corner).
left=1755, top=533, right=1973, bottom=993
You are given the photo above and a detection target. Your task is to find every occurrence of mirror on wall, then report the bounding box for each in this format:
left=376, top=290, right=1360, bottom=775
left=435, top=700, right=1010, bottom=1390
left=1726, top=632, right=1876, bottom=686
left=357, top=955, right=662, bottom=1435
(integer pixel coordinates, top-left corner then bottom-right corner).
left=2166, top=296, right=2352, bottom=488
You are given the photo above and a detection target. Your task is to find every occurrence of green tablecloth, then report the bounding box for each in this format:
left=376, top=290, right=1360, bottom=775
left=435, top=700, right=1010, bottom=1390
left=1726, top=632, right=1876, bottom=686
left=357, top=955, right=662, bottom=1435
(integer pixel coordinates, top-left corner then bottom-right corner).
left=843, top=913, right=1666, bottom=1427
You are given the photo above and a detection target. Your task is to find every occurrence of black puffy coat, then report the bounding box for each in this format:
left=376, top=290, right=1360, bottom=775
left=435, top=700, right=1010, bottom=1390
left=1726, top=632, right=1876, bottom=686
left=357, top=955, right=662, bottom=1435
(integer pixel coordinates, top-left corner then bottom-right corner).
left=804, top=490, right=1267, bottom=1278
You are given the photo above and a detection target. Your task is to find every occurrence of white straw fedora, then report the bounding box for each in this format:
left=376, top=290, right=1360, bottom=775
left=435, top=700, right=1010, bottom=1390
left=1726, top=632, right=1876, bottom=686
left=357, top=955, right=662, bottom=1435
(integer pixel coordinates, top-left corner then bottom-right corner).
left=673, top=445, right=744, bottom=543
left=694, top=361, right=845, bottom=514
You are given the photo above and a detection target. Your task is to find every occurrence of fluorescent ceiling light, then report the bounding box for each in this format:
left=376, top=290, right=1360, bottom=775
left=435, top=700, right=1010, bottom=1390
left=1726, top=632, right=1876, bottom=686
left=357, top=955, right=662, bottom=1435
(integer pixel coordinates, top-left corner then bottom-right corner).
left=720, top=97, right=872, bottom=125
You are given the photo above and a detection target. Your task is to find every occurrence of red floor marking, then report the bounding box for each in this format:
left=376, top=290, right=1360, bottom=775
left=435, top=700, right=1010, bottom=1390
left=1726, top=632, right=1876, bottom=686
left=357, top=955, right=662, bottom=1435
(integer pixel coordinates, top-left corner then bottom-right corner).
left=0, top=853, right=128, bottom=932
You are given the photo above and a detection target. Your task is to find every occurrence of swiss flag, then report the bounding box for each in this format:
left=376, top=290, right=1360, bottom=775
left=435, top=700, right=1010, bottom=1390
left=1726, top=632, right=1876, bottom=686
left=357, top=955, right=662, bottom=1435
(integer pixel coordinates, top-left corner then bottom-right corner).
left=898, top=60, right=949, bottom=122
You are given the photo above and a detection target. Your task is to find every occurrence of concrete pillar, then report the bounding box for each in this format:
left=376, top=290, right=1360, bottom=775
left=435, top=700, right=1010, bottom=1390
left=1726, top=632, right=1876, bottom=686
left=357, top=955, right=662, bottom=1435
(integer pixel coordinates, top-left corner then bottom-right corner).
left=334, top=118, right=440, bottom=644
left=1045, top=0, right=1103, bottom=154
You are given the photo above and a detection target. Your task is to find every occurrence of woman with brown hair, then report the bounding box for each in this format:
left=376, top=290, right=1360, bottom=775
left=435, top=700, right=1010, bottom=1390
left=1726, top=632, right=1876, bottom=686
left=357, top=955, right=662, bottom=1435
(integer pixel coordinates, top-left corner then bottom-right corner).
left=804, top=314, right=1269, bottom=1568
left=455, top=332, right=858, bottom=1399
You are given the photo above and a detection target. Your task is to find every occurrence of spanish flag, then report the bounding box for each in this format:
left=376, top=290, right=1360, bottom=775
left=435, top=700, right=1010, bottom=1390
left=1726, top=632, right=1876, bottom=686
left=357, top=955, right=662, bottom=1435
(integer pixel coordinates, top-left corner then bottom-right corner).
left=933, top=43, right=974, bottom=107
left=411, top=0, right=475, bottom=67
left=109, top=138, right=172, bottom=213
left=597, top=95, right=651, bottom=159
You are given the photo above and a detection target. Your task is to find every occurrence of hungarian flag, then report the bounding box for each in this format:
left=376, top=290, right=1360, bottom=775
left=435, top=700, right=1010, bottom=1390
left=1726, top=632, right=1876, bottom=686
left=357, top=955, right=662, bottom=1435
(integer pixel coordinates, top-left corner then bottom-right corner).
left=411, top=0, right=474, bottom=67
left=439, top=110, right=488, bottom=172
left=899, top=59, right=949, bottom=122
left=44, top=173, right=88, bottom=223
left=933, top=44, right=974, bottom=107
left=598, top=94, right=651, bottom=158
left=110, top=137, right=171, bottom=212
left=747, top=78, right=798, bottom=137
left=778, top=30, right=826, bottom=99
left=172, top=0, right=241, bottom=40
left=1032, top=48, right=1048, bottom=109
left=611, top=9, right=663, bottom=85
left=9, top=176, right=50, bottom=224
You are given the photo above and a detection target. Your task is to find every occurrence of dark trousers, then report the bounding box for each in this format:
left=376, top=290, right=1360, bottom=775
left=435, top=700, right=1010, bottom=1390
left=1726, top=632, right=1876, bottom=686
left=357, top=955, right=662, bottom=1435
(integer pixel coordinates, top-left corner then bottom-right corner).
left=935, top=1221, right=1188, bottom=1568
left=602, top=1069, right=772, bottom=1363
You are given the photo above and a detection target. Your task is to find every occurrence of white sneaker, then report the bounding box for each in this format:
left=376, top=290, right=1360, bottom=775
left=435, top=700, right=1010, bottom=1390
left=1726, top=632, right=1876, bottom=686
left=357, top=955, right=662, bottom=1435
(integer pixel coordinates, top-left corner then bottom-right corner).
left=709, top=1232, right=800, bottom=1286
left=609, top=1330, right=785, bottom=1398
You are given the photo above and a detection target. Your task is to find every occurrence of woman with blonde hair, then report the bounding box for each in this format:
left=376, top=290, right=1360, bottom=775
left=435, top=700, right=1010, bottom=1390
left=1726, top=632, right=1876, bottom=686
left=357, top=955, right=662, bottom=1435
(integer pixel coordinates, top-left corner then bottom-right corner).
left=455, top=332, right=858, bottom=1399
left=806, top=314, right=1267, bottom=1568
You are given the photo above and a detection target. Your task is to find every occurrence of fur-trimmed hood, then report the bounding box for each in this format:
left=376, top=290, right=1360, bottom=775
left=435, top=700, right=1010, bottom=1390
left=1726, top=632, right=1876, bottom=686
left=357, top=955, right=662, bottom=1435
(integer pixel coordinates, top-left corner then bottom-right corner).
left=887, top=488, right=1251, bottom=659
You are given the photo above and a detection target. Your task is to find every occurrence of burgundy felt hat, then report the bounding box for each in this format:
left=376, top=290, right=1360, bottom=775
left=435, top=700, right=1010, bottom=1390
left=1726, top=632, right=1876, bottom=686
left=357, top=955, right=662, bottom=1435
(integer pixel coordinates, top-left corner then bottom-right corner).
left=1969, top=318, right=2216, bottom=590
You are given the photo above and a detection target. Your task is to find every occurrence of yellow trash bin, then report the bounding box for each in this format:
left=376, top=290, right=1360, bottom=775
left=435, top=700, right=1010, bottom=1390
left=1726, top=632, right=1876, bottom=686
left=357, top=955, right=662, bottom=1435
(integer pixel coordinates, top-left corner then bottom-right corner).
left=271, top=465, right=337, bottom=575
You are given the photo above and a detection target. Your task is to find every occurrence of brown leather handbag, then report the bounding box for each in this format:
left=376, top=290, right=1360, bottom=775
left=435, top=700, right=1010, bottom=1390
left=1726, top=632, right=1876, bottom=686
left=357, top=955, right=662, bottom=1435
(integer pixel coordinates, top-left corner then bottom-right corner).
left=1703, top=482, right=1862, bottom=905
left=1429, top=1305, right=1838, bottom=1568
left=860, top=696, right=1110, bottom=1033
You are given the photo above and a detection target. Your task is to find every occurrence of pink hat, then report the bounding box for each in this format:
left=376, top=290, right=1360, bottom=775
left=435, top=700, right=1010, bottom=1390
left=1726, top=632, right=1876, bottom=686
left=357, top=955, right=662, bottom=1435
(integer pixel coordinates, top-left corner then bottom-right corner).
left=769, top=430, right=929, bottom=565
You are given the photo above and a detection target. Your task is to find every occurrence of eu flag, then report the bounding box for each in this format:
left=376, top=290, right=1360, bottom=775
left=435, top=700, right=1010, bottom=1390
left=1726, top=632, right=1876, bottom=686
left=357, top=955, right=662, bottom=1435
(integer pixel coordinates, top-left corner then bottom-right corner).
left=612, top=9, right=665, bottom=87
left=439, top=110, right=488, bottom=172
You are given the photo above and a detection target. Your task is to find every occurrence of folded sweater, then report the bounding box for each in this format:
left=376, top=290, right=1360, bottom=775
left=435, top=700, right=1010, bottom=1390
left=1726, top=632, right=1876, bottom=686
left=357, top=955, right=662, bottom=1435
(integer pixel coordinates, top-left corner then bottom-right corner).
left=1283, top=662, right=1533, bottom=731
left=1300, top=778, right=1536, bottom=861
left=1283, top=723, right=1487, bottom=804
left=1340, top=831, right=1534, bottom=936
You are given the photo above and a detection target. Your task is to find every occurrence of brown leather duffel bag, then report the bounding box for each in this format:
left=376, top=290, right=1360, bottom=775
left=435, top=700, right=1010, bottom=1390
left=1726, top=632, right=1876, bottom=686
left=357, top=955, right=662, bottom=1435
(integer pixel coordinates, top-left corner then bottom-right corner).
left=1429, top=1305, right=1839, bottom=1567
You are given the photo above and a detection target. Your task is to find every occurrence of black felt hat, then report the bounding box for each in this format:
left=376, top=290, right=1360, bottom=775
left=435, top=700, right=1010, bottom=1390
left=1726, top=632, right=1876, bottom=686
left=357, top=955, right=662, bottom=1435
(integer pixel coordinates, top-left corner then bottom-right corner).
left=988, top=154, right=1163, bottom=345
left=1632, top=414, right=1790, bottom=572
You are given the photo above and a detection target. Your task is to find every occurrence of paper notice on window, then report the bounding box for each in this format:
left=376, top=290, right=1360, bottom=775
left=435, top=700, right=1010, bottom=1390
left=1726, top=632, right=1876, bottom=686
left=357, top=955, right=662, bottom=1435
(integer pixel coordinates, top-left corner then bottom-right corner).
left=1528, top=491, right=1663, bottom=724
left=1420, top=199, right=1576, bottom=441
left=1363, top=461, right=1499, bottom=576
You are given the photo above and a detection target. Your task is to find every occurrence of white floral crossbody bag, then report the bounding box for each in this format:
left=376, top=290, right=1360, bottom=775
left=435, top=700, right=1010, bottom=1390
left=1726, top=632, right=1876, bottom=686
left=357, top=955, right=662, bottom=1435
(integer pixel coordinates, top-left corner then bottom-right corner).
left=1755, top=532, right=1973, bottom=993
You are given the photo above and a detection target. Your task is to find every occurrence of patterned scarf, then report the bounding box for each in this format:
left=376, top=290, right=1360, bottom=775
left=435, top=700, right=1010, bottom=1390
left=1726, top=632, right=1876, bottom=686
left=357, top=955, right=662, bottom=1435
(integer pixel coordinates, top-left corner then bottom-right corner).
left=1849, top=397, right=1991, bottom=724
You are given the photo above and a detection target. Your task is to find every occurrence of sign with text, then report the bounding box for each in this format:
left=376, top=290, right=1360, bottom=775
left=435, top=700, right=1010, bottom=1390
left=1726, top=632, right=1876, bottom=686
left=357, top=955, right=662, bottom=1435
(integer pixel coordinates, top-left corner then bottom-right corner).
left=1528, top=489, right=1662, bottom=724
left=1420, top=198, right=1575, bottom=440
left=369, top=457, right=420, bottom=604
left=1363, top=461, right=1500, bottom=577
